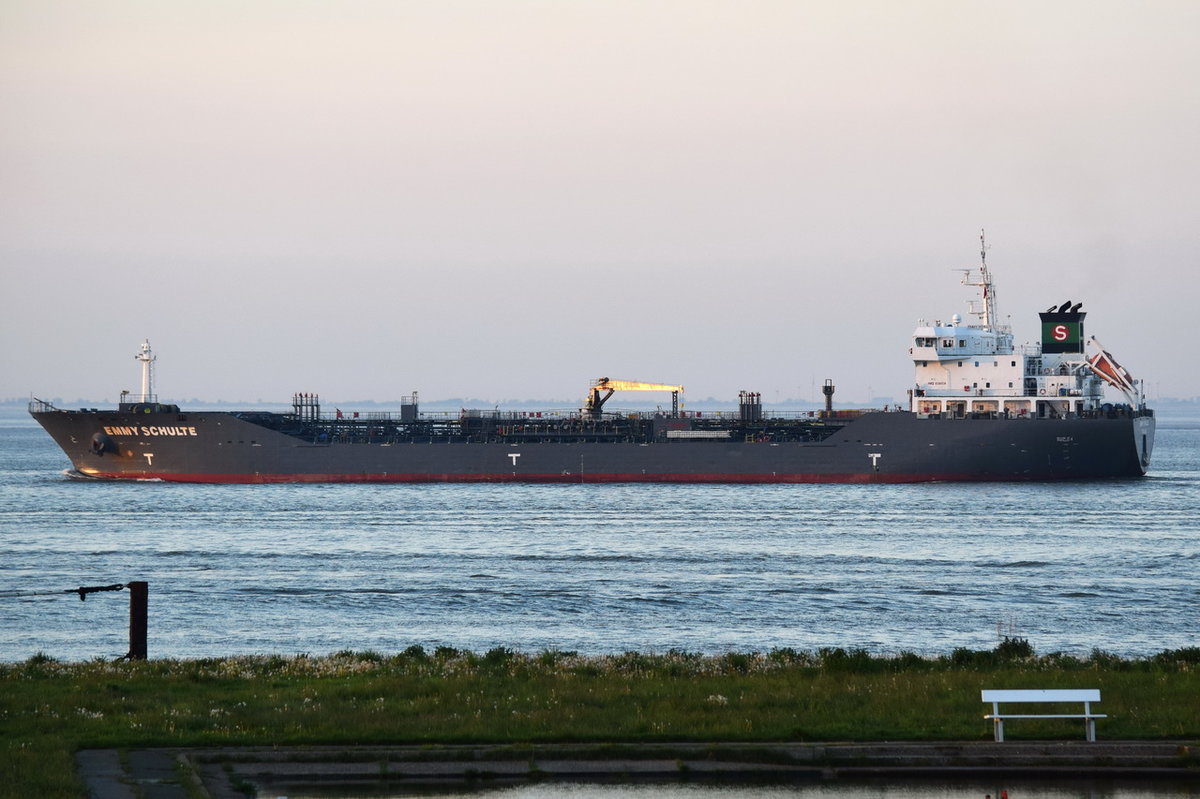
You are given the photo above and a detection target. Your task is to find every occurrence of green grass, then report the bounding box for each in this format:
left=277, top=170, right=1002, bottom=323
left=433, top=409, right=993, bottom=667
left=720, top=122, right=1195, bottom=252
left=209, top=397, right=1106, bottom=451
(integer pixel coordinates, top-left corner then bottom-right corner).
left=3, top=641, right=1199, bottom=798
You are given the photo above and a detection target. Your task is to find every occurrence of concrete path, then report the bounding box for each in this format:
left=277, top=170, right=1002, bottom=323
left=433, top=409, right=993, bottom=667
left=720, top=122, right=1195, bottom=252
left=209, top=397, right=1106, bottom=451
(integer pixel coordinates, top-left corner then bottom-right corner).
left=76, top=748, right=191, bottom=799
left=78, top=740, right=1199, bottom=798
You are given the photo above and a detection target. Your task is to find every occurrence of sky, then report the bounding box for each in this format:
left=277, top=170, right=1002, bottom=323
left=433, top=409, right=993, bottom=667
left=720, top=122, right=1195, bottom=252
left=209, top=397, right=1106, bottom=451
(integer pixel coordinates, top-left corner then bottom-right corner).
left=3, top=1, right=1198, bottom=406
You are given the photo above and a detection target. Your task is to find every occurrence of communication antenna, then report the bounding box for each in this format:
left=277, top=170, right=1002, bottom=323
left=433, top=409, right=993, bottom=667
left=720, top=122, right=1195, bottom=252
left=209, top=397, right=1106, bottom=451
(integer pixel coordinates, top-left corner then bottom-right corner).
left=960, top=228, right=998, bottom=329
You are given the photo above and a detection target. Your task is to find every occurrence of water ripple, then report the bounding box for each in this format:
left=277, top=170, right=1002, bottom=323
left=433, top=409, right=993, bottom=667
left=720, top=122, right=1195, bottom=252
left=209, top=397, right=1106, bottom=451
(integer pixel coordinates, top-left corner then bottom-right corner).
left=2, top=412, right=1198, bottom=661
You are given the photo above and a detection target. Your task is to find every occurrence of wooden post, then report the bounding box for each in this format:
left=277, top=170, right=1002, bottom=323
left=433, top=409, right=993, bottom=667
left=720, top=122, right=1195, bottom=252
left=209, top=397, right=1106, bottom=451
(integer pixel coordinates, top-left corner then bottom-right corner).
left=127, top=581, right=148, bottom=660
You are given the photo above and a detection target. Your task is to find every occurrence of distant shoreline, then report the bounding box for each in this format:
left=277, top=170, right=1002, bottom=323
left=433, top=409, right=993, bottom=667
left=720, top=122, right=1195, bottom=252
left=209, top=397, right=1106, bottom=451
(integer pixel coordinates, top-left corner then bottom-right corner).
left=5, top=397, right=1200, bottom=414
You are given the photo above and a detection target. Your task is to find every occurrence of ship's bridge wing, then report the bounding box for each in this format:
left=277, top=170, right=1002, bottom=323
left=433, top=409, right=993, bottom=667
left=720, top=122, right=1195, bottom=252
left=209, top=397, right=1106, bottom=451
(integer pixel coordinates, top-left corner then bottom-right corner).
left=912, top=319, right=1013, bottom=361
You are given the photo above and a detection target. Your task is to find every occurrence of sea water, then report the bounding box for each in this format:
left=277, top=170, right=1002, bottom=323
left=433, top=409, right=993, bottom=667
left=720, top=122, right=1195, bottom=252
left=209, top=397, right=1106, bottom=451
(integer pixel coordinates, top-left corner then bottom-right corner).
left=1, top=407, right=1197, bottom=663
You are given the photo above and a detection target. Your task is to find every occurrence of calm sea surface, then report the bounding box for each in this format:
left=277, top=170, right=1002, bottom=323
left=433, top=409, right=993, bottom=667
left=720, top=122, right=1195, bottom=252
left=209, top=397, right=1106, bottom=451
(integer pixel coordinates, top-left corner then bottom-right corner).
left=2, top=406, right=1197, bottom=663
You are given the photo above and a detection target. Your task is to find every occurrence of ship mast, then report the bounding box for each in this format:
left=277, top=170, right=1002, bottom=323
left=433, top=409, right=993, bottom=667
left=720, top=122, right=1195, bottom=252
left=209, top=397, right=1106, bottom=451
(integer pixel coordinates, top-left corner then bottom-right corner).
left=134, top=339, right=156, bottom=402
left=960, top=228, right=999, bottom=330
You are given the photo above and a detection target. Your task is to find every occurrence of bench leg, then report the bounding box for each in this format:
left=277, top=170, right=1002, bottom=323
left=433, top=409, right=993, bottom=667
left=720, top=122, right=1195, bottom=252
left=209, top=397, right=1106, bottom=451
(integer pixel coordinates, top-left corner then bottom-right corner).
left=993, top=718, right=1004, bottom=742
left=1086, top=718, right=1096, bottom=742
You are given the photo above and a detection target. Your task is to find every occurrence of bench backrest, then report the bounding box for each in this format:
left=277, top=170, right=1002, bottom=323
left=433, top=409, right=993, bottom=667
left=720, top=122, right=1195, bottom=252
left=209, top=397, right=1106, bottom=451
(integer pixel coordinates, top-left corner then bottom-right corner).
left=981, top=689, right=1100, bottom=703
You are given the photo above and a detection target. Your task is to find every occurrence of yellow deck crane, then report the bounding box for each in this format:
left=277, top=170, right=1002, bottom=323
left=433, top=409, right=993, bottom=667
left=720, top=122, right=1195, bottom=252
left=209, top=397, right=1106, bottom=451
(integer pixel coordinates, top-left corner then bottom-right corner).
left=585, top=377, right=685, bottom=418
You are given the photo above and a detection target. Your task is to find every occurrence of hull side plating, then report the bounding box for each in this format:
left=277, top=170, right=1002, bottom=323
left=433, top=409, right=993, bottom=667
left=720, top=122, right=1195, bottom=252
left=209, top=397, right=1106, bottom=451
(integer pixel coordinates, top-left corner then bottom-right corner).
left=31, top=408, right=1153, bottom=484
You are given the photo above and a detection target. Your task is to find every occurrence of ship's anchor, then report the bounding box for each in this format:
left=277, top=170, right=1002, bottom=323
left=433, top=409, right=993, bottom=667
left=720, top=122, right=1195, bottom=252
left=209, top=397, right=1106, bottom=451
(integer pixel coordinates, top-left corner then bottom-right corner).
left=91, top=432, right=115, bottom=456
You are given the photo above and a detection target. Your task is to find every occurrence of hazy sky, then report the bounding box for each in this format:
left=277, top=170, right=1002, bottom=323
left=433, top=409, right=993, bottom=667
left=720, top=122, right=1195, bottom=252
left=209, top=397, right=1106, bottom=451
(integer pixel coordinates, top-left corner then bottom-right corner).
left=3, top=1, right=1198, bottom=406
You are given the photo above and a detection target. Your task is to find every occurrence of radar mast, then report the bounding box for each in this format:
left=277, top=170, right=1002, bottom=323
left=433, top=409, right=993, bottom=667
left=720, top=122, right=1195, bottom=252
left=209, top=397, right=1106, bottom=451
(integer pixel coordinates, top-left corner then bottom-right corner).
left=959, top=229, right=999, bottom=330
left=134, top=340, right=156, bottom=402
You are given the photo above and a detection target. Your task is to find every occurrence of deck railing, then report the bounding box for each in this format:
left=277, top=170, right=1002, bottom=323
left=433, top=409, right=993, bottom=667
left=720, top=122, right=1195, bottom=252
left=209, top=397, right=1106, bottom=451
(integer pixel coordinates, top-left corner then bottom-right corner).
left=299, top=407, right=880, bottom=424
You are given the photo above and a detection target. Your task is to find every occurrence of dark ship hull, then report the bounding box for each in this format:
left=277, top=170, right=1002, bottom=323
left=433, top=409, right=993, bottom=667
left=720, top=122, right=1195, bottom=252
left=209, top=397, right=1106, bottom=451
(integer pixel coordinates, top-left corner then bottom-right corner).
left=28, top=401, right=1154, bottom=484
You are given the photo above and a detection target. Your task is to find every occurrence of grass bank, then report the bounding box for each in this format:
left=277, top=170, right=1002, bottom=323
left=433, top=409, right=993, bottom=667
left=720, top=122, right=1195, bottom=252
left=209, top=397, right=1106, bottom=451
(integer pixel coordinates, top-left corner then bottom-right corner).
left=4, top=640, right=1199, bottom=798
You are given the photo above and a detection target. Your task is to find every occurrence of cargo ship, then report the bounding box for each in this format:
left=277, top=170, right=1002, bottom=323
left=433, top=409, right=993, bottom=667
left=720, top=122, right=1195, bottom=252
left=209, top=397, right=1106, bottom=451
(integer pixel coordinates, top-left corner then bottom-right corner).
left=29, top=243, right=1154, bottom=483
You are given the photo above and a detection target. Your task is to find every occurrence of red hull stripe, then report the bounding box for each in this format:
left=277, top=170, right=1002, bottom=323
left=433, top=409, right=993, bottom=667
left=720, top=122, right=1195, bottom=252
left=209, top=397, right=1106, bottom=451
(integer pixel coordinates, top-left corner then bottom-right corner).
left=83, top=471, right=1069, bottom=484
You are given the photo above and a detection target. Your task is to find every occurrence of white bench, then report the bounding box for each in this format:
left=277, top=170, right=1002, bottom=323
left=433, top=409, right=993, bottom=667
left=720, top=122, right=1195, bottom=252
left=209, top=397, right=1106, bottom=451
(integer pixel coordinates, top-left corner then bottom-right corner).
left=981, top=689, right=1106, bottom=742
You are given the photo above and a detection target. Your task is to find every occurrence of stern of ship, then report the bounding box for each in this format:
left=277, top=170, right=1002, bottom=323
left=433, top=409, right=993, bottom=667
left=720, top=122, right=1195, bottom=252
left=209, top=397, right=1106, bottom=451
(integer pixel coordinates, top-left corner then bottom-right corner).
left=1133, top=412, right=1156, bottom=474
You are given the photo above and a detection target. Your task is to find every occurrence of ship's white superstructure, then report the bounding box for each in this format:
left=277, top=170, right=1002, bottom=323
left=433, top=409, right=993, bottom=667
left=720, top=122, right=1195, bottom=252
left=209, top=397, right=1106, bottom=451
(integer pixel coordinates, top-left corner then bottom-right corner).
left=909, top=235, right=1144, bottom=419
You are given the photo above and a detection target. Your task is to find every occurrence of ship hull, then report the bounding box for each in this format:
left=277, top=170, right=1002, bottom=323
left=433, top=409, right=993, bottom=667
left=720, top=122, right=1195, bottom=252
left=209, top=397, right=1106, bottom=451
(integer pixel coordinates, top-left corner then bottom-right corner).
left=29, top=408, right=1154, bottom=484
